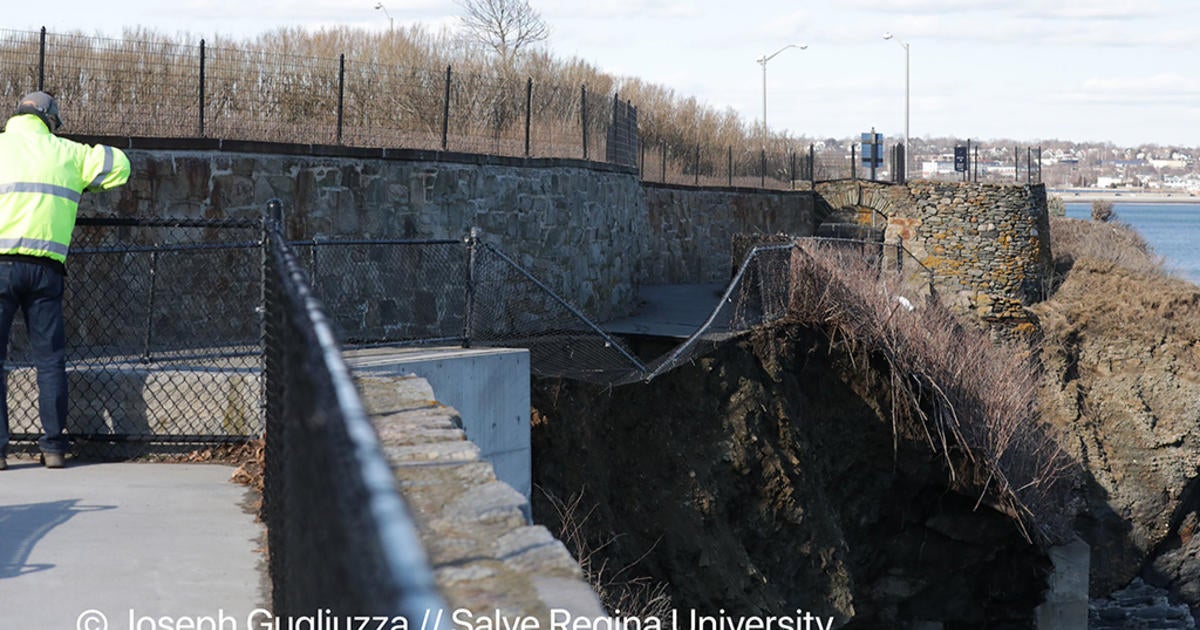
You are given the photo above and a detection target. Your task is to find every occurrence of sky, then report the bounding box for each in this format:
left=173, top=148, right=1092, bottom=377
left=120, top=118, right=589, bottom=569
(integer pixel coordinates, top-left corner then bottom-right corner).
left=6, top=0, right=1200, bottom=148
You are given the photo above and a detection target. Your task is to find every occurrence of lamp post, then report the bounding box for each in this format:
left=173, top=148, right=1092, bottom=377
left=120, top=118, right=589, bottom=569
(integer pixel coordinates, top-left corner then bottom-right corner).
left=756, top=43, right=806, bottom=149
left=374, top=2, right=393, bottom=31
left=882, top=32, right=909, bottom=180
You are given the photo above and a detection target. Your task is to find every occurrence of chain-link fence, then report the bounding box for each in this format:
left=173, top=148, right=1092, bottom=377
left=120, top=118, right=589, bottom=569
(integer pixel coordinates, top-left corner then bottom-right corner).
left=638, top=139, right=911, bottom=190
left=0, top=28, right=639, bottom=166
left=262, top=200, right=443, bottom=618
left=4, top=212, right=933, bottom=459
left=5, top=217, right=264, bottom=458
left=283, top=229, right=932, bottom=387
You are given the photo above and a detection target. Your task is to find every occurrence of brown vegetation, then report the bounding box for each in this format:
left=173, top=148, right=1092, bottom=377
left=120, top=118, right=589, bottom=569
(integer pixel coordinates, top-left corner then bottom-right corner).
left=783, top=240, right=1075, bottom=543
left=0, top=24, right=850, bottom=188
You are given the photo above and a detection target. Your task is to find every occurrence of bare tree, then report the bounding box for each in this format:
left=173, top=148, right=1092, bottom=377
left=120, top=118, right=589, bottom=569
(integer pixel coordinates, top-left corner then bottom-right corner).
left=456, top=0, right=549, bottom=65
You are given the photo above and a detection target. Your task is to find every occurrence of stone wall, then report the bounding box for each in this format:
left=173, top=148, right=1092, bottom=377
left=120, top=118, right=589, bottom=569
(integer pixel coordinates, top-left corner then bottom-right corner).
left=79, top=141, right=649, bottom=323
left=640, top=183, right=817, bottom=284
left=77, top=139, right=818, bottom=332
left=816, top=179, right=1052, bottom=328
left=78, top=138, right=1045, bottom=337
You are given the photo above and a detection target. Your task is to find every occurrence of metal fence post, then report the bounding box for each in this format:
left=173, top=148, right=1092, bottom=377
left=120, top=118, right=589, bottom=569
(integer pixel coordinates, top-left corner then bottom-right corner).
left=790, top=150, right=796, bottom=189
left=336, top=54, right=345, bottom=144
left=198, top=39, right=206, bottom=137
left=441, top=65, right=451, bottom=151
left=462, top=227, right=479, bottom=348
left=524, top=77, right=532, bottom=158
left=809, top=143, right=815, bottom=184
left=851, top=144, right=857, bottom=180
left=310, top=236, right=320, bottom=294
left=694, top=145, right=699, bottom=186
left=262, top=199, right=283, bottom=402
left=660, top=144, right=666, bottom=182
left=727, top=146, right=732, bottom=187
left=141, top=249, right=159, bottom=364
left=38, top=27, right=46, bottom=91
left=580, top=85, right=588, bottom=161
left=760, top=149, right=765, bottom=189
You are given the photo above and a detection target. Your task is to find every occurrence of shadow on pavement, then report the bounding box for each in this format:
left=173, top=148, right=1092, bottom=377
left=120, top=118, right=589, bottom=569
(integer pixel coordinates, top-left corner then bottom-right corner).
left=0, top=499, right=115, bottom=579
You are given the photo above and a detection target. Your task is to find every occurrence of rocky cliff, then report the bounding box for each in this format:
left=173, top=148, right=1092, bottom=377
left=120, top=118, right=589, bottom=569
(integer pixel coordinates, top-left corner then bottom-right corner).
left=1033, top=217, right=1200, bottom=614
left=531, top=327, right=1052, bottom=628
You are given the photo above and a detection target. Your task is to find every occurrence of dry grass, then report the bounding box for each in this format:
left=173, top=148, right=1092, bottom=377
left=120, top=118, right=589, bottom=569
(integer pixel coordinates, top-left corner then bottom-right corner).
left=539, top=487, right=673, bottom=619
left=0, top=25, right=844, bottom=183
left=783, top=241, right=1075, bottom=543
left=1047, top=216, right=1169, bottom=285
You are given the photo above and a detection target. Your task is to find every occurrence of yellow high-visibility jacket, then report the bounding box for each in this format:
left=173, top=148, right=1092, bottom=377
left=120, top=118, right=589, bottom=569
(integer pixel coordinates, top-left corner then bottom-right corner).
left=0, top=114, right=131, bottom=264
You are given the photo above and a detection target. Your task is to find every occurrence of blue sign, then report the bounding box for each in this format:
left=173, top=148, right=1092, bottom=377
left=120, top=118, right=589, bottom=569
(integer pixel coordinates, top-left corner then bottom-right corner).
left=954, top=146, right=968, bottom=172
left=860, top=132, right=884, bottom=167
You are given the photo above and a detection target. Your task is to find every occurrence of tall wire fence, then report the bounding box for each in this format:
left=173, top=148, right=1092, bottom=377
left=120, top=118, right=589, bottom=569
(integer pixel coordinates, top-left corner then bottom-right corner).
left=638, top=137, right=911, bottom=190
left=0, top=28, right=638, bottom=166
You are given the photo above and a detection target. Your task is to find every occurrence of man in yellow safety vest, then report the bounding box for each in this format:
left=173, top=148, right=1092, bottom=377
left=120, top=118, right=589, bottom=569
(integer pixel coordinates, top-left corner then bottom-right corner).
left=0, top=91, right=130, bottom=469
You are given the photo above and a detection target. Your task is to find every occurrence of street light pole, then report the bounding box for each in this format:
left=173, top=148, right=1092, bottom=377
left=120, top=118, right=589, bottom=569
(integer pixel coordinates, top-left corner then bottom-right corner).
left=374, top=2, right=393, bottom=31
left=756, top=43, right=806, bottom=149
left=883, top=32, right=909, bottom=180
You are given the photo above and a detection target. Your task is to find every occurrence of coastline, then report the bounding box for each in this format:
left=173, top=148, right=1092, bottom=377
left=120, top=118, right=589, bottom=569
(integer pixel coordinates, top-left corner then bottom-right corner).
left=1048, top=188, right=1200, bottom=204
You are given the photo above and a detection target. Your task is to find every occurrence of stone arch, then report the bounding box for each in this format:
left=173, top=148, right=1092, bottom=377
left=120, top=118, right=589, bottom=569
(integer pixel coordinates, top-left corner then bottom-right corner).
left=812, top=180, right=910, bottom=241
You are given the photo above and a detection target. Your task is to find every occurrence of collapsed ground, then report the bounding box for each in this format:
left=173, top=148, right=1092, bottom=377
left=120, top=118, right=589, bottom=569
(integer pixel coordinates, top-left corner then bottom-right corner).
left=530, top=216, right=1200, bottom=626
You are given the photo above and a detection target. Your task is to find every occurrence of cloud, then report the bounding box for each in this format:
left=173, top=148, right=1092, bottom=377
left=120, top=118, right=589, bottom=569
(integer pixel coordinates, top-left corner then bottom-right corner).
left=541, top=0, right=697, bottom=20
left=841, top=0, right=1008, bottom=15
left=1016, top=0, right=1161, bottom=20
left=1049, top=73, right=1200, bottom=107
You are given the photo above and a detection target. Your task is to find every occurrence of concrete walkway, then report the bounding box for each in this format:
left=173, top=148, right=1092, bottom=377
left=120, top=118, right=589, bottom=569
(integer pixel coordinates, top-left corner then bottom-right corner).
left=0, top=459, right=265, bottom=629
left=603, top=283, right=727, bottom=338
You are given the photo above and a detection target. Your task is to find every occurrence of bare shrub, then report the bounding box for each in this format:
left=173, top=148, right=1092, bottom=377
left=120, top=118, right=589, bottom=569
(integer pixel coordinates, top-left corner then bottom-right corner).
left=1091, top=199, right=1115, bottom=222
left=540, top=487, right=673, bottom=619
left=1049, top=216, right=1168, bottom=279
left=784, top=241, right=1075, bottom=543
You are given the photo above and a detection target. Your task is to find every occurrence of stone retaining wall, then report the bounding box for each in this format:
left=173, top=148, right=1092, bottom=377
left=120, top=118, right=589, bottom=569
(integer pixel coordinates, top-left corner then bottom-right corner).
left=82, top=142, right=648, bottom=323
left=640, top=183, right=817, bottom=284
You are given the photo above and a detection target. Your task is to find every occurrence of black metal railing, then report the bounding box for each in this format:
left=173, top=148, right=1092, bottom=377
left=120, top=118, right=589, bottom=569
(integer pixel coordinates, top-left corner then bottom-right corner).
left=262, top=199, right=443, bottom=618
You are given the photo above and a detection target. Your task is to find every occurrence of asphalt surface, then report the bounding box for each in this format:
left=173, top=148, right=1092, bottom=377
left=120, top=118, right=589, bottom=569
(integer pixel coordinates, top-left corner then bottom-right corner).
left=0, top=458, right=265, bottom=630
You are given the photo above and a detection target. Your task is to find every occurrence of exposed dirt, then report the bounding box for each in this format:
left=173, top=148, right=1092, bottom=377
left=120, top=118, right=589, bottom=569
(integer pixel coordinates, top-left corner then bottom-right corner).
left=531, top=326, right=1051, bottom=628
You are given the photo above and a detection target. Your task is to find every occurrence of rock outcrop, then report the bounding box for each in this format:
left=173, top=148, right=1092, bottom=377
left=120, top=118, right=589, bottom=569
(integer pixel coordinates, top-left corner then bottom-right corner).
left=1033, top=218, right=1200, bottom=616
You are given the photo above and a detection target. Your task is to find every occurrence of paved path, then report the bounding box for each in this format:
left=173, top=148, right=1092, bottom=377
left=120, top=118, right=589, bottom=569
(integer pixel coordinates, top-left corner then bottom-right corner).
left=0, top=459, right=265, bottom=630
left=603, top=283, right=727, bottom=338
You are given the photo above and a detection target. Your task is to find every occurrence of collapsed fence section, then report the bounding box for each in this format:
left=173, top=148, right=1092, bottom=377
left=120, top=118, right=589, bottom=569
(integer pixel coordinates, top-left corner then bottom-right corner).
left=262, top=200, right=444, bottom=618
left=6, top=217, right=264, bottom=458
left=290, top=229, right=933, bottom=387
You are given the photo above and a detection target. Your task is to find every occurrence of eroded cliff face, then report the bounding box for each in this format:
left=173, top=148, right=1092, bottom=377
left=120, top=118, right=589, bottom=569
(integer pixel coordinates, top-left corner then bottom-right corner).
left=1033, top=256, right=1200, bottom=607
left=531, top=326, right=1051, bottom=628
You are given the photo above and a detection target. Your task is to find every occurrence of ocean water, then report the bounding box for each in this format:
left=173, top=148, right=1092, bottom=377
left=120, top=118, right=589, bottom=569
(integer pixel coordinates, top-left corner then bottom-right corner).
left=1064, top=203, right=1200, bottom=283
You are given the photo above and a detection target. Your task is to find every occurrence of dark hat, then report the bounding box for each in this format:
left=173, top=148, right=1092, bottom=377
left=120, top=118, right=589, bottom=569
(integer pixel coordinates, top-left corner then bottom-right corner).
left=16, top=91, right=62, bottom=131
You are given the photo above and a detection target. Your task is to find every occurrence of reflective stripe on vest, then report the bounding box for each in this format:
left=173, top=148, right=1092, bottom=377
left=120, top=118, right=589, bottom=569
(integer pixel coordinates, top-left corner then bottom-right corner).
left=0, top=182, right=83, bottom=204
left=88, top=145, right=114, bottom=190
left=0, top=237, right=69, bottom=257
